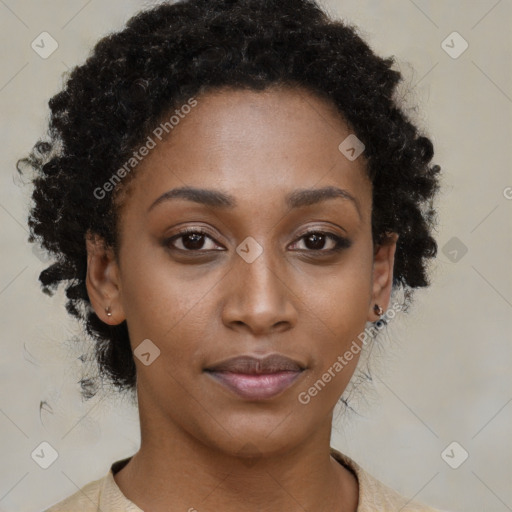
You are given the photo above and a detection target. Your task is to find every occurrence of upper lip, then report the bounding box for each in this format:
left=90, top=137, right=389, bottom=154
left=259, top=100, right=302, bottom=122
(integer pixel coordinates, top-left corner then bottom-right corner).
left=204, top=354, right=305, bottom=374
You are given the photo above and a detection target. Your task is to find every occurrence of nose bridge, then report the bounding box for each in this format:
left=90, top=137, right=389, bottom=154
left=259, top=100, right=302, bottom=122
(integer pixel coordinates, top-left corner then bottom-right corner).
left=242, top=243, right=280, bottom=292
left=238, top=236, right=284, bottom=303
left=222, top=235, right=296, bottom=333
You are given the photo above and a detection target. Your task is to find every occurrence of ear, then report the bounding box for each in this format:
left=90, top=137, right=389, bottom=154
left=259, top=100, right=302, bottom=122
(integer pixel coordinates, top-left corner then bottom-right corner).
left=85, top=230, right=126, bottom=325
left=367, top=232, right=399, bottom=322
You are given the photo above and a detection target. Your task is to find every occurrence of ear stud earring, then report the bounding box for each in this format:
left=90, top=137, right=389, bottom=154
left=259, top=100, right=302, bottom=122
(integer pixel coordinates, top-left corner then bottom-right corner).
left=373, top=304, right=383, bottom=317
left=105, top=305, right=112, bottom=317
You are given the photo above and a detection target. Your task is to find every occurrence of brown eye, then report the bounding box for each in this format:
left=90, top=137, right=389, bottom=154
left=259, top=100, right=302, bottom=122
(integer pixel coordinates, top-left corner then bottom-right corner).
left=289, top=231, right=351, bottom=253
left=166, top=229, right=223, bottom=252
left=179, top=232, right=207, bottom=250
left=304, top=232, right=330, bottom=250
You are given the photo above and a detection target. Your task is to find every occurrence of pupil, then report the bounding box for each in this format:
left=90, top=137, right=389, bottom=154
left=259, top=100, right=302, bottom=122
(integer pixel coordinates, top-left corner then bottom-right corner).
left=184, top=233, right=204, bottom=250
left=306, top=233, right=325, bottom=250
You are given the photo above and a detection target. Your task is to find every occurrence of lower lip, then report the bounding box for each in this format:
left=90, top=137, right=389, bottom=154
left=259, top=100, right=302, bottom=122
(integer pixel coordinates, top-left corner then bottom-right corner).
left=206, top=370, right=303, bottom=400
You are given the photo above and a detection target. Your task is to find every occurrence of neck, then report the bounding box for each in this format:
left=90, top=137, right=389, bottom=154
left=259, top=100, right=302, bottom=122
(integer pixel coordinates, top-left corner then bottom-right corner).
left=114, top=397, right=358, bottom=512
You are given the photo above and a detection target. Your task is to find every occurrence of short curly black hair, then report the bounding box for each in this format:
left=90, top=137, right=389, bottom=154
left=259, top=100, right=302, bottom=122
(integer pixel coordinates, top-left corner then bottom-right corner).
left=18, top=0, right=440, bottom=400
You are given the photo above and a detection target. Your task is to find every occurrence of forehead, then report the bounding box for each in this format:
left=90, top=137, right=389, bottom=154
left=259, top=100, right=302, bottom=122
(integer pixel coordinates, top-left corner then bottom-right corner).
left=117, top=86, right=372, bottom=218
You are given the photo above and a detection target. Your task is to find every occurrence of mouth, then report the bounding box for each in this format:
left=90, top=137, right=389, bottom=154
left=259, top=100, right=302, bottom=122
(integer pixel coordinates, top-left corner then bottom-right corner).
left=204, top=354, right=306, bottom=401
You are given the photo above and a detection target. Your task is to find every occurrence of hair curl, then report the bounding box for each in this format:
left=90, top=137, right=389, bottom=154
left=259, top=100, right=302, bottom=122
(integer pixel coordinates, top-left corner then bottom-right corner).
left=18, top=0, right=441, bottom=400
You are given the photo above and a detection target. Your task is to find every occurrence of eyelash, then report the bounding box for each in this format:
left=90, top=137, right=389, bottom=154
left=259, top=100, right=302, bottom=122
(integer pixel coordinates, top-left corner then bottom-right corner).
left=164, top=227, right=352, bottom=254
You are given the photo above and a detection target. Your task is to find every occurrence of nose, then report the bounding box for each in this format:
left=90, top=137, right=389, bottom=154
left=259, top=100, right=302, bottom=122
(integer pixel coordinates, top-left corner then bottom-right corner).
left=221, top=245, right=298, bottom=336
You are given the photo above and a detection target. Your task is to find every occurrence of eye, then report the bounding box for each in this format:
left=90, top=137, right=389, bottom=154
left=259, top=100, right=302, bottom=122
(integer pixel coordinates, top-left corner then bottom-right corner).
left=164, top=228, right=351, bottom=254
left=165, top=228, right=224, bottom=252
left=289, top=231, right=351, bottom=253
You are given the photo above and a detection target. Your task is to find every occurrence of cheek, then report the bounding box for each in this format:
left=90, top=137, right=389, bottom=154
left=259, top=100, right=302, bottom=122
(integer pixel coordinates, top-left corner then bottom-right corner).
left=118, top=248, right=222, bottom=363
left=295, top=245, right=374, bottom=390
left=294, top=272, right=372, bottom=410
left=297, top=246, right=374, bottom=334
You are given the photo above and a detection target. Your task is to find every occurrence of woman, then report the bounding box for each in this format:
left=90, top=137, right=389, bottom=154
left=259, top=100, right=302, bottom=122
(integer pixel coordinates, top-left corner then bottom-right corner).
left=21, top=0, right=446, bottom=510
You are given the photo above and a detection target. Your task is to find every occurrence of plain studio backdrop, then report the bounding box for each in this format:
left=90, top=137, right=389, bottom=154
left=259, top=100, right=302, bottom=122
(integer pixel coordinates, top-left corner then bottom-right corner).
left=0, top=1, right=511, bottom=511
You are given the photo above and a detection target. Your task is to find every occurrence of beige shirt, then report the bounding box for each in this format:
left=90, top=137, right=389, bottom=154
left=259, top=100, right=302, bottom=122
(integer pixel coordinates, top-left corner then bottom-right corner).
left=44, top=448, right=448, bottom=511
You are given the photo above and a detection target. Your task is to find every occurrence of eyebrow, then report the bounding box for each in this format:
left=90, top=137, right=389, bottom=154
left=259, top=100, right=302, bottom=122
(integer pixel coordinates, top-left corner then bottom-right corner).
left=147, top=185, right=361, bottom=218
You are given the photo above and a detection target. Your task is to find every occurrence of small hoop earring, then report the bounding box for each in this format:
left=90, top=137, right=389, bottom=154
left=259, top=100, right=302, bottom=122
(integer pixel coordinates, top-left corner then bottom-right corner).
left=105, top=305, right=112, bottom=317
left=373, top=304, right=383, bottom=316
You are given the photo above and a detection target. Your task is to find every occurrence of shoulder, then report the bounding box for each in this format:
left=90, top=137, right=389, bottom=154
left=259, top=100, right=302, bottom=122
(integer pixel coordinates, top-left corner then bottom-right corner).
left=330, top=447, right=452, bottom=512
left=43, top=475, right=105, bottom=512
left=43, top=457, right=140, bottom=512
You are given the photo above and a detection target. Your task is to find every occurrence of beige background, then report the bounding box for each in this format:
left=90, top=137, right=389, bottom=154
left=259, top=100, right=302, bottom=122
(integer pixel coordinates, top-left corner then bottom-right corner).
left=0, top=1, right=511, bottom=511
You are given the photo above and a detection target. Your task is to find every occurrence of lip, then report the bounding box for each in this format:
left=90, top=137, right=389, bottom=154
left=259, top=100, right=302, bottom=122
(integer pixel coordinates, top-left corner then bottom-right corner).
left=205, top=354, right=305, bottom=374
left=204, top=354, right=306, bottom=400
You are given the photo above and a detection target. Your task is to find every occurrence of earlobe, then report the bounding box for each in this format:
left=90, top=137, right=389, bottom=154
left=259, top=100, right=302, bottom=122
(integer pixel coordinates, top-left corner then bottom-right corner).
left=85, top=231, right=125, bottom=324
left=368, top=232, right=399, bottom=322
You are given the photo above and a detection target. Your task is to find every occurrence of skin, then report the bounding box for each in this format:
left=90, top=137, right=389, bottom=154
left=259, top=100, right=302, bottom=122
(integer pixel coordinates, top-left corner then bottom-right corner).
left=85, top=86, right=398, bottom=512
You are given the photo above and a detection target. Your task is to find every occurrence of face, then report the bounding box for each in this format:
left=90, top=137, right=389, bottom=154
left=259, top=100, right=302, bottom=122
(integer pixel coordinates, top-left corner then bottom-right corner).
left=86, top=86, right=397, bottom=458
